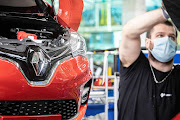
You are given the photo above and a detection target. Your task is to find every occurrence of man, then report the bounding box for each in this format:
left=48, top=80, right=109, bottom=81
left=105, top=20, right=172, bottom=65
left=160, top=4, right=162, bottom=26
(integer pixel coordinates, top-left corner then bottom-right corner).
left=118, top=8, right=180, bottom=120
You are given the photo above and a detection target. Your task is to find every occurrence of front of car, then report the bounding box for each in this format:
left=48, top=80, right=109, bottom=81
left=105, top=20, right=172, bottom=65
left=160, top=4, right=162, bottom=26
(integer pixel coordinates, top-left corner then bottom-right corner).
left=0, top=0, right=92, bottom=119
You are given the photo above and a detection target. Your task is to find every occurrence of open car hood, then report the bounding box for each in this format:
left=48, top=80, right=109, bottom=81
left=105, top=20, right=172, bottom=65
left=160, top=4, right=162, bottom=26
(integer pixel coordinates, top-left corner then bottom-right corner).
left=56, top=0, right=84, bottom=31
left=0, top=0, right=84, bottom=31
left=0, top=0, right=51, bottom=16
left=163, top=0, right=180, bottom=31
left=0, top=0, right=36, bottom=7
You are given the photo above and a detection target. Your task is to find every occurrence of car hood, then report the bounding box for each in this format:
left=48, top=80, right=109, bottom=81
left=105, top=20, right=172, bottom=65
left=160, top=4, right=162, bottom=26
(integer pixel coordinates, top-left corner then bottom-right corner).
left=0, top=0, right=36, bottom=7
left=0, top=0, right=83, bottom=31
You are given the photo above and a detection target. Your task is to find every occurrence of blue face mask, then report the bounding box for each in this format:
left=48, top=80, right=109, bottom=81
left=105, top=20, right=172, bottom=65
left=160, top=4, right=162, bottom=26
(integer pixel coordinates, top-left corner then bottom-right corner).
left=149, top=36, right=177, bottom=62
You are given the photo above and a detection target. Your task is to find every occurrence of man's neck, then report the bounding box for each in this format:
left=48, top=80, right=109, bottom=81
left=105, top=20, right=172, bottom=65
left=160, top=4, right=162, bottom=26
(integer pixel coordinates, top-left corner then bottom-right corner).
left=149, top=58, right=174, bottom=72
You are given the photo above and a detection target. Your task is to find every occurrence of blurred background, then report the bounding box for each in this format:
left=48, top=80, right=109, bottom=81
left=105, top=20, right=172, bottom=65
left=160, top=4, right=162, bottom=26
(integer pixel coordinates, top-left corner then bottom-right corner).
left=46, top=0, right=180, bottom=64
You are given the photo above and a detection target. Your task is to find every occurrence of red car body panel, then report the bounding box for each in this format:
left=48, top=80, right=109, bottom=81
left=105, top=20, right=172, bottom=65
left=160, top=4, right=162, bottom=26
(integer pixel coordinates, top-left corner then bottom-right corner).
left=0, top=0, right=91, bottom=119
left=73, top=104, right=87, bottom=120
left=0, top=115, right=62, bottom=120
left=172, top=113, right=180, bottom=120
left=57, top=0, right=83, bottom=31
left=0, top=56, right=91, bottom=101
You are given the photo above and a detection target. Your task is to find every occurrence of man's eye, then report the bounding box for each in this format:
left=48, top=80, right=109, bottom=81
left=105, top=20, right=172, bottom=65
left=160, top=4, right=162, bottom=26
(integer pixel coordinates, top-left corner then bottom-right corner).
left=170, top=36, right=176, bottom=41
left=157, top=35, right=163, bottom=38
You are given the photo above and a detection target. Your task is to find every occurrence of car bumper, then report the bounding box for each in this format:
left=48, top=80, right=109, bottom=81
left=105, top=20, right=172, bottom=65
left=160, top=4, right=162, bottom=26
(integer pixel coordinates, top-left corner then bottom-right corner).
left=0, top=114, right=62, bottom=120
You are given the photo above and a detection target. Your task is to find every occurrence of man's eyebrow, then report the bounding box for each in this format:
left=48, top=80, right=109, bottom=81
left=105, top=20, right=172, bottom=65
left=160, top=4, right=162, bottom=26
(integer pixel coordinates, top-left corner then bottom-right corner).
left=155, top=32, right=164, bottom=35
left=155, top=32, right=176, bottom=36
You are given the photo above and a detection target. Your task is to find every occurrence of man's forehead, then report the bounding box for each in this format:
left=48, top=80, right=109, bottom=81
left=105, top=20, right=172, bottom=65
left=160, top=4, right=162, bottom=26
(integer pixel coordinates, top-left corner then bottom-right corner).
left=152, top=24, right=176, bottom=35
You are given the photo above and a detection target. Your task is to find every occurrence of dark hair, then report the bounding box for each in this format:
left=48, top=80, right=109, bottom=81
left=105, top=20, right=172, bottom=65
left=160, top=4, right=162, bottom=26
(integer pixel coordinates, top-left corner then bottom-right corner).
left=146, top=21, right=178, bottom=38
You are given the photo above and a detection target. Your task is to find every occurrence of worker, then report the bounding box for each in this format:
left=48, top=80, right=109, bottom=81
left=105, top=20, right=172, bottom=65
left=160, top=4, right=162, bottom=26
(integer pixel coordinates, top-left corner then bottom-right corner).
left=118, top=7, right=180, bottom=120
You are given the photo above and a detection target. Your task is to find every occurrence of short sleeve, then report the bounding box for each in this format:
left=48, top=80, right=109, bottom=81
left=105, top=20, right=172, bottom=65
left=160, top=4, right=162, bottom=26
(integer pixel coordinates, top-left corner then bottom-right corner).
left=120, top=51, right=148, bottom=77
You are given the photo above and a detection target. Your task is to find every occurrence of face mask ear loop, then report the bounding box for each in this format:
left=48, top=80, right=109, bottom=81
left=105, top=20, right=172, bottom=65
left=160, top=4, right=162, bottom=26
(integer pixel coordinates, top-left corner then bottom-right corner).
left=147, top=39, right=153, bottom=52
left=148, top=48, right=152, bottom=53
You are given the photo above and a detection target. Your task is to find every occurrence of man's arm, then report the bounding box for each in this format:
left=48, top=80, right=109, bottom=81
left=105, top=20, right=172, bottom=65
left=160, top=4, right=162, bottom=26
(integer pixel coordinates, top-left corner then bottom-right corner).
left=119, top=8, right=166, bottom=67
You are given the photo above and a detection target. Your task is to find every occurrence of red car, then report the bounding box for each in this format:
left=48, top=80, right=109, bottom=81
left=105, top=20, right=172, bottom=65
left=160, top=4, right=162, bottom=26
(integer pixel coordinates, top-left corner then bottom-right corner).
left=0, top=0, right=92, bottom=120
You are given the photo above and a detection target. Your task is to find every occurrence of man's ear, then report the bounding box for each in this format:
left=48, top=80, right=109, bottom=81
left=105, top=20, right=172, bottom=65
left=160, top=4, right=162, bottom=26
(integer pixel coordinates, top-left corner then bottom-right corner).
left=145, top=38, right=151, bottom=50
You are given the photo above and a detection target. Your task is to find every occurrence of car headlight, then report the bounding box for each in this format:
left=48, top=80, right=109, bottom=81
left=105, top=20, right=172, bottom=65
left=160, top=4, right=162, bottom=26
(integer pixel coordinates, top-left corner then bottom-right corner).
left=69, top=29, right=86, bottom=57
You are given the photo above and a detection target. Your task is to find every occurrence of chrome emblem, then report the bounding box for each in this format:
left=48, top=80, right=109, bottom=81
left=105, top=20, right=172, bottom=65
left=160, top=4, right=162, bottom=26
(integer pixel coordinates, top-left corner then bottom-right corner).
left=31, top=51, right=49, bottom=76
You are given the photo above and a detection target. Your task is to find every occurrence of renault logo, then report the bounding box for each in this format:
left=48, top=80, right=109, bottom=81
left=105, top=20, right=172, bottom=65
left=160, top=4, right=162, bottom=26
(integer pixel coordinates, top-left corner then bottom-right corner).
left=31, top=51, right=49, bottom=76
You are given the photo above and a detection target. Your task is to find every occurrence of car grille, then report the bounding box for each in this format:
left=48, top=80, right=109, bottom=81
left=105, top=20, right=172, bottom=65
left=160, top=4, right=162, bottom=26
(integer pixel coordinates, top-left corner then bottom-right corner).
left=0, top=99, right=77, bottom=120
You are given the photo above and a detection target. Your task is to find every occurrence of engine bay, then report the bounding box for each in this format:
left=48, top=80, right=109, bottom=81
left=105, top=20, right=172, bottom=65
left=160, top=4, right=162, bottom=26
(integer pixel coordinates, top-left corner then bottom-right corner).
left=0, top=11, right=73, bottom=81
left=0, top=11, right=72, bottom=59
